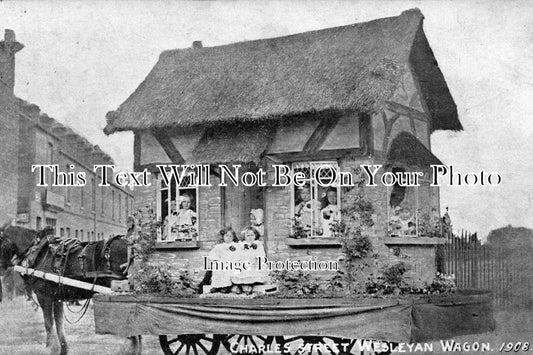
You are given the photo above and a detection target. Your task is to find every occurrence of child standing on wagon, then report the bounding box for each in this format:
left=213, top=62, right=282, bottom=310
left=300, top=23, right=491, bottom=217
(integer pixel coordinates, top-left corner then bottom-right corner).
left=232, top=227, right=268, bottom=295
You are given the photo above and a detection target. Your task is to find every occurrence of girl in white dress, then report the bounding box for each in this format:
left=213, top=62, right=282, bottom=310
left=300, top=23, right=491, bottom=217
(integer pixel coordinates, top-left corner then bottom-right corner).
left=175, top=194, right=198, bottom=240
left=232, top=227, right=269, bottom=294
left=207, top=227, right=239, bottom=293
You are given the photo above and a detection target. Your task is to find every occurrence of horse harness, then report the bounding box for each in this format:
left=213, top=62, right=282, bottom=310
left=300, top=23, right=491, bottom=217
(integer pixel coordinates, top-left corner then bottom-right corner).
left=77, top=235, right=124, bottom=279
left=21, top=235, right=124, bottom=280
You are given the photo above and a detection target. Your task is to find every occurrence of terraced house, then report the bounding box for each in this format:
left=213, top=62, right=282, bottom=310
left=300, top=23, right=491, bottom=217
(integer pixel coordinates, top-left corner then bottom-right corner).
left=0, top=29, right=133, bottom=240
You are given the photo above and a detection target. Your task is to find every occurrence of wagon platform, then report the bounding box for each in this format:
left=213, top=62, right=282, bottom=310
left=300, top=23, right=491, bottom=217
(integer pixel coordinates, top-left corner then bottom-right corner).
left=93, top=290, right=495, bottom=354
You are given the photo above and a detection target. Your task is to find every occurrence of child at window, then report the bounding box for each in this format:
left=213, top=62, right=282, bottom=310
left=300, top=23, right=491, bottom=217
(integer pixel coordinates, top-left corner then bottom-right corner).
left=232, top=227, right=268, bottom=295
left=398, top=206, right=415, bottom=236
left=294, top=186, right=321, bottom=236
left=390, top=205, right=415, bottom=236
left=321, top=188, right=341, bottom=238
left=162, top=199, right=178, bottom=241
left=176, top=194, right=197, bottom=240
left=249, top=208, right=264, bottom=237
left=207, top=227, right=240, bottom=293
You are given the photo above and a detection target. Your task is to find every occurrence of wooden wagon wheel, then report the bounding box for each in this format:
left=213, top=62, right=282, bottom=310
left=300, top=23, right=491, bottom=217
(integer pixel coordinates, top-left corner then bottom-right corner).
left=220, top=334, right=276, bottom=355
left=159, top=334, right=222, bottom=355
left=274, top=335, right=337, bottom=355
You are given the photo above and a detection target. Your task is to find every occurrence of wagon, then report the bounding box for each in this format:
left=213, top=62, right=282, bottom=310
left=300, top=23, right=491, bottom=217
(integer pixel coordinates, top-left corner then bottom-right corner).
left=93, top=290, right=495, bottom=355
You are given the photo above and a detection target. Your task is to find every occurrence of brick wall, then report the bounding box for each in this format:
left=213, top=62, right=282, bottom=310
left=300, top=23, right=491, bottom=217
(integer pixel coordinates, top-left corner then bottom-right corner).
left=262, top=156, right=438, bottom=287
left=137, top=160, right=439, bottom=286
left=140, top=173, right=223, bottom=280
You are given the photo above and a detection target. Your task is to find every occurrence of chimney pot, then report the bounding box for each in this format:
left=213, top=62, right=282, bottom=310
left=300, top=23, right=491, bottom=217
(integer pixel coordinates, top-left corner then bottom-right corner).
left=5, top=29, right=16, bottom=42
left=192, top=41, right=203, bottom=49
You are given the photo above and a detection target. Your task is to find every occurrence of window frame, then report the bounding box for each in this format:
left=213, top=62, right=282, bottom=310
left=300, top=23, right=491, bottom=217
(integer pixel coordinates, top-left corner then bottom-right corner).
left=386, top=172, right=437, bottom=238
left=290, top=160, right=342, bottom=239
left=155, top=171, right=199, bottom=243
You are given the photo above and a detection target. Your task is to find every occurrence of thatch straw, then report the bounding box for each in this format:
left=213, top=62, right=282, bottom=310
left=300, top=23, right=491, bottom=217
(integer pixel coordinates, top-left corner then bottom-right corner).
left=190, top=122, right=274, bottom=164
left=386, top=131, right=442, bottom=168
left=104, top=8, right=461, bottom=135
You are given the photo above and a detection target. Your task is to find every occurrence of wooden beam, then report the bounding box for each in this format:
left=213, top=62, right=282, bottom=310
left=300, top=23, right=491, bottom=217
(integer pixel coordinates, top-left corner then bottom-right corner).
left=359, top=113, right=373, bottom=155
left=302, top=116, right=340, bottom=153
left=153, top=130, right=185, bottom=164
left=382, top=111, right=400, bottom=152
left=14, top=265, right=113, bottom=294
left=385, top=101, right=428, bottom=122
left=210, top=165, right=221, bottom=178
left=135, top=162, right=171, bottom=173
left=133, top=132, right=142, bottom=171
left=267, top=148, right=363, bottom=162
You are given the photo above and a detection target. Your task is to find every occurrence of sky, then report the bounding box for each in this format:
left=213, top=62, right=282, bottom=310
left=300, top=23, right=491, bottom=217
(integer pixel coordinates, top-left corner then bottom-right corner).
left=2, top=0, right=533, bottom=238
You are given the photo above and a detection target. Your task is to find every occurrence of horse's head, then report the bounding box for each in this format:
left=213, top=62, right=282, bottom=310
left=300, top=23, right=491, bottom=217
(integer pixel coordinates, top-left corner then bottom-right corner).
left=0, top=230, right=17, bottom=271
left=0, top=225, right=37, bottom=271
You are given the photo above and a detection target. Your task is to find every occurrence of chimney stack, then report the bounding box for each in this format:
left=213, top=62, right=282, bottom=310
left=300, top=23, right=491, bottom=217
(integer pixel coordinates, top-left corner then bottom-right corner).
left=0, top=29, right=24, bottom=93
left=192, top=41, right=203, bottom=49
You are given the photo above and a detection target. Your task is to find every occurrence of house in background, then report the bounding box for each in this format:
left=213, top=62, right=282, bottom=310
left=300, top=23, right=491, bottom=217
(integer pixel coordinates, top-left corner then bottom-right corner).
left=16, top=99, right=134, bottom=240
left=104, top=9, right=462, bottom=285
left=0, top=30, right=23, bottom=225
left=0, top=29, right=133, bottom=240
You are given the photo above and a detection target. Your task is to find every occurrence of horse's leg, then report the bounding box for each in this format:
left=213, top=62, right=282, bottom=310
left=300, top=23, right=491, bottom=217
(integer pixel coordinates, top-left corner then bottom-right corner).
left=37, top=294, right=55, bottom=348
left=6, top=271, right=14, bottom=301
left=117, top=335, right=142, bottom=355
left=53, top=300, right=68, bottom=355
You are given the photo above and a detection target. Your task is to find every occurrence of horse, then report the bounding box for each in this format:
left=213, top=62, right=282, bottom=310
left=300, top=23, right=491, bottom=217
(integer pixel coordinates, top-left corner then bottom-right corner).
left=0, top=225, right=132, bottom=355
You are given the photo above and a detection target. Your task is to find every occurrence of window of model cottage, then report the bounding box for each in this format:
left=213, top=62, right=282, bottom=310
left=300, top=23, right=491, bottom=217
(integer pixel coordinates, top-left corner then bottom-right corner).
left=290, top=161, right=342, bottom=238
left=156, top=170, right=199, bottom=243
left=387, top=169, right=440, bottom=237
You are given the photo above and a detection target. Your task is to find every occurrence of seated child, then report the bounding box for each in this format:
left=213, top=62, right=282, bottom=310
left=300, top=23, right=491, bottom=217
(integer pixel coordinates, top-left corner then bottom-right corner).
left=321, top=188, right=341, bottom=238
left=294, top=186, right=321, bottom=236
left=389, top=205, right=416, bottom=236
left=164, top=194, right=197, bottom=241
left=398, top=206, right=416, bottom=236
left=207, top=227, right=240, bottom=293
left=232, top=227, right=268, bottom=294
left=162, top=200, right=178, bottom=241
left=249, top=208, right=264, bottom=237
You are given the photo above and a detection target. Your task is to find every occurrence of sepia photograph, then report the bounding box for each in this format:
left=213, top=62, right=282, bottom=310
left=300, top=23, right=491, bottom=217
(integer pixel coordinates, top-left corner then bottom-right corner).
left=0, top=1, right=532, bottom=354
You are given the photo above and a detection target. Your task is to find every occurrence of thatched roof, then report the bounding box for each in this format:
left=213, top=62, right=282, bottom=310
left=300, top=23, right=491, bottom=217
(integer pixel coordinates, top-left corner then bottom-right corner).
left=191, top=123, right=274, bottom=164
left=104, top=8, right=461, bottom=134
left=386, top=131, right=442, bottom=168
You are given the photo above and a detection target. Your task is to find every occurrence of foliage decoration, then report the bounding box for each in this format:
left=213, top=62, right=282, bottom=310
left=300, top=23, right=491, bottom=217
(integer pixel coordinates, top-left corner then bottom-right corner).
left=365, top=262, right=408, bottom=295
left=130, top=206, right=161, bottom=262
left=271, top=270, right=322, bottom=297
left=425, top=272, right=456, bottom=295
left=132, top=264, right=197, bottom=296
